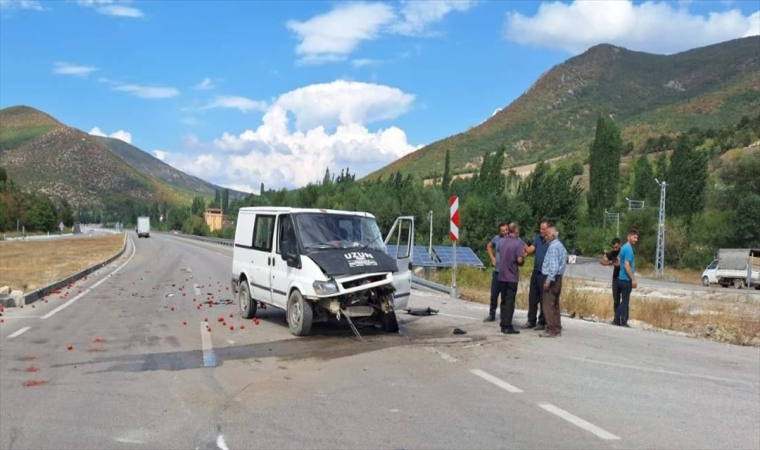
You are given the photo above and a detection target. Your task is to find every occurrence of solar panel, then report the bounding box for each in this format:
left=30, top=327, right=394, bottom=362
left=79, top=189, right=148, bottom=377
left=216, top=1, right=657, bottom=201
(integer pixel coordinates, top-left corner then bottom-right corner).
left=384, top=244, right=439, bottom=266
left=432, top=246, right=485, bottom=267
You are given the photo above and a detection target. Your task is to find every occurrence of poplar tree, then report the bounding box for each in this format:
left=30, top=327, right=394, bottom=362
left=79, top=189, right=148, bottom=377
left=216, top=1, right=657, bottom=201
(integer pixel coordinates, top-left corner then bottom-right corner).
left=588, top=117, right=622, bottom=224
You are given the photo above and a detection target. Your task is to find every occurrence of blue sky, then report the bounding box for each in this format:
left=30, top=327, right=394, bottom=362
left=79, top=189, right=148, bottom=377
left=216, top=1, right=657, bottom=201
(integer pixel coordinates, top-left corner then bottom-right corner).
left=1, top=0, right=758, bottom=193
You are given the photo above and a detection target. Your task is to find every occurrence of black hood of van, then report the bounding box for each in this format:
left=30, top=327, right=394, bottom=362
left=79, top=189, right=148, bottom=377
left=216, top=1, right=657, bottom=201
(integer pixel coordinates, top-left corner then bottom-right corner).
left=306, top=248, right=399, bottom=277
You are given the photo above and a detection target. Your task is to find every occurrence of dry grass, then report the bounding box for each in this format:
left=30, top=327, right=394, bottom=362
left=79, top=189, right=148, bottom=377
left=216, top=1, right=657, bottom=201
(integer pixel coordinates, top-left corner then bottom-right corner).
left=636, top=267, right=703, bottom=286
left=0, top=234, right=124, bottom=292
left=427, top=267, right=760, bottom=347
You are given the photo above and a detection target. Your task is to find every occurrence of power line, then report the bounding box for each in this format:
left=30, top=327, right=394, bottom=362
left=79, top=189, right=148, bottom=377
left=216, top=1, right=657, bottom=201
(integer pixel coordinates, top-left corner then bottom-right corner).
left=654, top=178, right=667, bottom=278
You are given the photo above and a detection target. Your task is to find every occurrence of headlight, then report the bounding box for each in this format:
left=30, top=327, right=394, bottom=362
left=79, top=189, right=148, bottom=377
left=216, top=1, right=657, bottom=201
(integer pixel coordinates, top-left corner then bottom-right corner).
left=313, top=280, right=339, bottom=295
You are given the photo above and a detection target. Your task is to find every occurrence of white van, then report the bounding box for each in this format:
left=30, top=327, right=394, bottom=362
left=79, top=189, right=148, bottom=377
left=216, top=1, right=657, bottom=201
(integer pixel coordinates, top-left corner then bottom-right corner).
left=231, top=207, right=414, bottom=337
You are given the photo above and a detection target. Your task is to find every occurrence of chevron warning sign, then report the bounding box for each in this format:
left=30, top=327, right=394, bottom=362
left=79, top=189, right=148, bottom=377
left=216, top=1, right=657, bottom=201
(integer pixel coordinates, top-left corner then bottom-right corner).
left=449, top=196, right=459, bottom=242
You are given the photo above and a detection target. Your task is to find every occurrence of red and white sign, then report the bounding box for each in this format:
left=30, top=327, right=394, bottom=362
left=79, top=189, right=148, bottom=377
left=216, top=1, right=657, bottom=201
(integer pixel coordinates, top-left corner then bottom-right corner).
left=449, top=196, right=459, bottom=242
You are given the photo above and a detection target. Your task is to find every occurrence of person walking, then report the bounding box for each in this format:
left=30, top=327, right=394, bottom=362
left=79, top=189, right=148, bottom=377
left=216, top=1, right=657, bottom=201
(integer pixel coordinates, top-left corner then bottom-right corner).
left=614, top=229, right=639, bottom=327
left=484, top=222, right=509, bottom=322
left=600, top=237, right=622, bottom=324
left=497, top=222, right=525, bottom=334
left=523, top=221, right=550, bottom=330
left=540, top=226, right=567, bottom=338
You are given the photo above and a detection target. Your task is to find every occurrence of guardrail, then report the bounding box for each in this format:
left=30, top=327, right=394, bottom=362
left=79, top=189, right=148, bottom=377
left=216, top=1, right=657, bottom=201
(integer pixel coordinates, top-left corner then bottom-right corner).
left=158, top=231, right=452, bottom=293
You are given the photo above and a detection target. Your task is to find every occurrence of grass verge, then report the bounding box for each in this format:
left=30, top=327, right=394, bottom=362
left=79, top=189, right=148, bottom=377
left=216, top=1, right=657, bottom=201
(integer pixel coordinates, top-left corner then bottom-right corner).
left=427, top=266, right=760, bottom=347
left=0, top=234, right=124, bottom=292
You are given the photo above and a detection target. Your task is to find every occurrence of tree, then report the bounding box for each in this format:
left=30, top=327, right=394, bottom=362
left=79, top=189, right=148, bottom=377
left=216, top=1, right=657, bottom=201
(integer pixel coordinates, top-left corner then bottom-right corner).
left=441, top=149, right=452, bottom=194
left=631, top=154, right=656, bottom=203
left=587, top=117, right=623, bottom=224
left=222, top=188, right=229, bottom=214
left=667, top=134, right=709, bottom=227
left=191, top=196, right=206, bottom=217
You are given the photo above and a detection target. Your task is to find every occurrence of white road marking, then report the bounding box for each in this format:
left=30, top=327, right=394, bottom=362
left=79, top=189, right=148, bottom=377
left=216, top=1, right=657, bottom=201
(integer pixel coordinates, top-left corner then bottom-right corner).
left=115, top=437, right=144, bottom=444
left=538, top=402, right=621, bottom=440
left=470, top=369, right=523, bottom=393
left=7, top=327, right=31, bottom=339
left=216, top=434, right=229, bottom=450
left=438, top=312, right=480, bottom=320
left=201, top=321, right=216, bottom=367
left=563, top=356, right=757, bottom=387
left=42, top=237, right=136, bottom=320
left=194, top=284, right=201, bottom=295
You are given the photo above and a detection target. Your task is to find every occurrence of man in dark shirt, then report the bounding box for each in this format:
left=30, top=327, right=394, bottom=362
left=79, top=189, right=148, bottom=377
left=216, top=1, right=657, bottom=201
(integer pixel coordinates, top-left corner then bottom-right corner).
left=484, top=223, right=509, bottom=322
left=522, top=221, right=550, bottom=329
left=497, top=222, right=525, bottom=334
left=600, top=237, right=621, bottom=324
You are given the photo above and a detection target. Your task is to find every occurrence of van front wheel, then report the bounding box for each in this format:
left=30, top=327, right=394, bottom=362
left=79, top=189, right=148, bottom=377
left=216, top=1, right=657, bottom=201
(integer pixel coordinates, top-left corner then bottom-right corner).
left=287, top=290, right=313, bottom=336
left=239, top=282, right=257, bottom=319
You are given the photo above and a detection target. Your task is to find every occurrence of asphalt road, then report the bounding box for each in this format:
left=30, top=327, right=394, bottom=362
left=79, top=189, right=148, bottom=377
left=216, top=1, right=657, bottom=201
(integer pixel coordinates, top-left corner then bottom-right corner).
left=1, top=233, right=758, bottom=449
left=568, top=256, right=760, bottom=295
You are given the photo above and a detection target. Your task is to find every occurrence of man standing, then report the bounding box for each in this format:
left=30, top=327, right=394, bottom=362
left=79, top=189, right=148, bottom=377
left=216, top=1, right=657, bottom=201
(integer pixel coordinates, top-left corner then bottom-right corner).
left=523, top=221, right=550, bottom=330
left=497, top=222, right=525, bottom=334
left=540, top=226, right=567, bottom=338
left=614, top=229, right=639, bottom=327
left=600, top=237, right=622, bottom=323
left=484, top=222, right=509, bottom=322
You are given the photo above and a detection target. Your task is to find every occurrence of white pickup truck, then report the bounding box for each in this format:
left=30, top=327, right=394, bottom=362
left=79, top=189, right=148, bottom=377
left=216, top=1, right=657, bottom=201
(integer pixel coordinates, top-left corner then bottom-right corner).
left=701, top=248, right=760, bottom=289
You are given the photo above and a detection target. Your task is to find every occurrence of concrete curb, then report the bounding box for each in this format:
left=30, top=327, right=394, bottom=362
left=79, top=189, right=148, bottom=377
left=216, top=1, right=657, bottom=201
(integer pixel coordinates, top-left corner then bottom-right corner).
left=1, top=233, right=129, bottom=308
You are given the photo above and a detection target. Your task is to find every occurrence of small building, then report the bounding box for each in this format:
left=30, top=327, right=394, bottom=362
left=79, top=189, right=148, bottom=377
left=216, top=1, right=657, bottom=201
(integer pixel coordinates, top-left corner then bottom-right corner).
left=204, top=208, right=223, bottom=232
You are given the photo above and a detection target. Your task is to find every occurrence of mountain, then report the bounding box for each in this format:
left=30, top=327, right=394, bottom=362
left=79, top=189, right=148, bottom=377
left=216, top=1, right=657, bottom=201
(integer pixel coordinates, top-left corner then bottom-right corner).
left=366, top=36, right=760, bottom=182
left=0, top=105, right=242, bottom=207
left=95, top=136, right=246, bottom=200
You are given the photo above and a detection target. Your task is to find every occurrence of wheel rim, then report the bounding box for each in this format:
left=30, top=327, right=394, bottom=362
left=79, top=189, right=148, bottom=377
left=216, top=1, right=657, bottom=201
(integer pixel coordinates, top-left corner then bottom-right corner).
left=290, top=298, right=301, bottom=325
left=240, top=288, right=248, bottom=311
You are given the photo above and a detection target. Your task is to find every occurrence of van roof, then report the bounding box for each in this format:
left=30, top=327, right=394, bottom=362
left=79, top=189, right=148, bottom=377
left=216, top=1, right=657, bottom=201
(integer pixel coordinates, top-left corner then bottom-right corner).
left=238, top=206, right=375, bottom=218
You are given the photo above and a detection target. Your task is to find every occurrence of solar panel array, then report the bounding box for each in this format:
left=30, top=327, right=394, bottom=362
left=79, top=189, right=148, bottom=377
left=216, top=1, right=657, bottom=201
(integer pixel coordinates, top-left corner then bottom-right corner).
left=384, top=244, right=484, bottom=268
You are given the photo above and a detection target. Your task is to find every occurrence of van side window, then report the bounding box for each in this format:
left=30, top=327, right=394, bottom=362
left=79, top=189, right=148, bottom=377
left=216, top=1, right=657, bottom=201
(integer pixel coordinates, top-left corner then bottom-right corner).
left=253, top=215, right=275, bottom=251
left=276, top=214, right=296, bottom=254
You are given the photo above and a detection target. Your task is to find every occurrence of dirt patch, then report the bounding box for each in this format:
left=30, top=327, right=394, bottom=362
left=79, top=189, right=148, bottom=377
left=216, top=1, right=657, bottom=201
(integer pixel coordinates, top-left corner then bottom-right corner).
left=0, top=234, right=123, bottom=291
left=22, top=380, right=47, bottom=387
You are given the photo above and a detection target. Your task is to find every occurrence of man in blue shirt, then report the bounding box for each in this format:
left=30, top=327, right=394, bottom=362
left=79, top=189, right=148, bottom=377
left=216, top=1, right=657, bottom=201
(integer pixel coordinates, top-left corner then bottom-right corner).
left=497, top=222, right=525, bottom=334
left=484, top=222, right=509, bottom=322
left=614, top=228, right=639, bottom=327
left=540, top=226, right=568, bottom=337
left=523, top=220, right=550, bottom=329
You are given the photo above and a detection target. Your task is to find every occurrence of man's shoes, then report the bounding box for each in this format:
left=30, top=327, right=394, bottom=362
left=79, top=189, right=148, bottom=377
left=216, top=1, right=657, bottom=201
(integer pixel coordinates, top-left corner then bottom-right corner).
left=521, top=322, right=536, bottom=329
left=484, top=314, right=495, bottom=322
left=539, top=331, right=559, bottom=338
left=501, top=327, right=520, bottom=334
left=534, top=324, right=546, bottom=331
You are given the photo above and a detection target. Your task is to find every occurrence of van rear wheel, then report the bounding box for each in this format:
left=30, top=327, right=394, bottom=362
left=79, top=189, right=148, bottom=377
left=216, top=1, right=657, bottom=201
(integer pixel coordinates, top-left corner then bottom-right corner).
left=287, top=290, right=313, bottom=336
left=702, top=276, right=709, bottom=287
left=239, top=282, right=257, bottom=319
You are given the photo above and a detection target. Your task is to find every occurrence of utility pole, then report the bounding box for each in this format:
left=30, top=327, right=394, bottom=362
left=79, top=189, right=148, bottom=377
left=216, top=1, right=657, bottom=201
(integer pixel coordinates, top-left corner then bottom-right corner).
left=654, top=178, right=667, bottom=278
left=427, top=210, right=433, bottom=259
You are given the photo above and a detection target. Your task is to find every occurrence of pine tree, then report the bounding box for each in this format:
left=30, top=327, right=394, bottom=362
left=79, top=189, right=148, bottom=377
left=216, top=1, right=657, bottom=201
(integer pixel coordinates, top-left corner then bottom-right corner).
left=441, top=149, right=452, bottom=194
left=588, top=117, right=622, bottom=224
left=668, top=134, right=708, bottom=226
left=631, top=154, right=656, bottom=204
left=222, top=189, right=229, bottom=214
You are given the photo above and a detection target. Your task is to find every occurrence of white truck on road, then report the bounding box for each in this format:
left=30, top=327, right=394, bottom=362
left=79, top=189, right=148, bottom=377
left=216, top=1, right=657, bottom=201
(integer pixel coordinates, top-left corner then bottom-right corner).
left=701, top=248, right=760, bottom=289
left=136, top=216, right=150, bottom=238
left=230, top=207, right=414, bottom=338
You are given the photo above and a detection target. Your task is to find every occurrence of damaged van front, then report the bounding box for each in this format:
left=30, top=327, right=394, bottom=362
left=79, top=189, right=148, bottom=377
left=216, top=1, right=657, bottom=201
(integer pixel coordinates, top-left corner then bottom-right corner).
left=231, top=206, right=414, bottom=338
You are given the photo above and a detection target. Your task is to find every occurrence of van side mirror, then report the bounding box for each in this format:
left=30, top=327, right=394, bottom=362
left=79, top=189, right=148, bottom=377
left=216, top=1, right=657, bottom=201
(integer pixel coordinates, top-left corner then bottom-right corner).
left=280, top=240, right=298, bottom=266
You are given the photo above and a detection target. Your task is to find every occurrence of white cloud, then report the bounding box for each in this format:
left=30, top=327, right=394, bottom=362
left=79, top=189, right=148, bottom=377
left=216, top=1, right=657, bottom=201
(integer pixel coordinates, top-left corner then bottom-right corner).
left=0, top=0, right=45, bottom=12
left=285, top=1, right=477, bottom=64
left=75, top=0, right=143, bottom=18
left=189, top=95, right=268, bottom=113
left=224, top=184, right=257, bottom=194
left=162, top=80, right=421, bottom=190
left=153, top=150, right=166, bottom=161
left=53, top=61, right=98, bottom=77
left=286, top=2, right=396, bottom=64
left=193, top=77, right=215, bottom=90
left=351, top=58, right=380, bottom=68
left=89, top=126, right=132, bottom=144
left=180, top=117, right=201, bottom=126
left=112, top=83, right=180, bottom=99
left=504, top=0, right=760, bottom=54
left=391, top=0, right=477, bottom=36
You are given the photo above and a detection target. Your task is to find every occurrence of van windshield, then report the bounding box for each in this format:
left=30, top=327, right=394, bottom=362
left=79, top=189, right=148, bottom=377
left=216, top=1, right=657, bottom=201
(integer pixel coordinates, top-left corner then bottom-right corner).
left=294, top=213, right=385, bottom=252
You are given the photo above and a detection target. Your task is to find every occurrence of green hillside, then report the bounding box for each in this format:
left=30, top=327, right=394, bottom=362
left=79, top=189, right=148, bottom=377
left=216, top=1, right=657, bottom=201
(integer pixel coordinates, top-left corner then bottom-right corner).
left=0, top=106, right=195, bottom=208
left=365, top=36, right=760, bottom=182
